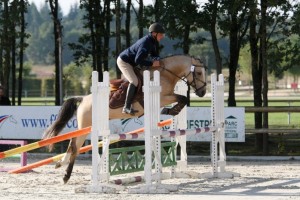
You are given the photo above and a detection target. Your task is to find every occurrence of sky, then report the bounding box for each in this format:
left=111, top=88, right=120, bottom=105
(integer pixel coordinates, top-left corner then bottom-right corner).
left=28, top=0, right=155, bottom=16
left=28, top=0, right=80, bottom=16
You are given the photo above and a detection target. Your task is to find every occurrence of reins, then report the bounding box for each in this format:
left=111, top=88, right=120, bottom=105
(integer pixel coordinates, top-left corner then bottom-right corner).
left=159, top=56, right=207, bottom=92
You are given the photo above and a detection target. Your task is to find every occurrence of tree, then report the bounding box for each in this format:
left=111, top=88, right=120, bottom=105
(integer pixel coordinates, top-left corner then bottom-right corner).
left=156, top=0, right=200, bottom=106
left=137, top=0, right=144, bottom=38
left=0, top=0, right=11, bottom=93
left=115, top=0, right=122, bottom=78
left=18, top=0, right=29, bottom=105
left=0, top=0, right=29, bottom=105
left=48, top=0, right=64, bottom=105
left=249, top=0, right=263, bottom=153
left=157, top=0, right=199, bottom=54
left=69, top=0, right=106, bottom=81
left=219, top=0, right=250, bottom=107
left=199, top=0, right=223, bottom=76
left=9, top=0, right=18, bottom=105
left=261, top=0, right=268, bottom=155
left=103, top=0, right=111, bottom=72
left=25, top=3, right=53, bottom=64
left=248, top=0, right=298, bottom=154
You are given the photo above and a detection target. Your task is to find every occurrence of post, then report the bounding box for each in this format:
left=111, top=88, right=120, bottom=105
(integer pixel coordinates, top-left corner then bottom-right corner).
left=130, top=70, right=176, bottom=194
left=210, top=73, right=218, bottom=177
left=143, top=71, right=162, bottom=187
left=172, top=80, right=188, bottom=172
left=216, top=74, right=226, bottom=172
left=143, top=70, right=152, bottom=187
left=200, top=73, right=239, bottom=178
left=86, top=71, right=114, bottom=193
left=152, top=71, right=162, bottom=185
left=91, top=71, right=100, bottom=189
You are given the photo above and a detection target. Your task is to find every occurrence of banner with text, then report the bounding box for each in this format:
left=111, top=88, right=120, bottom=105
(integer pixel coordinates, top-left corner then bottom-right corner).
left=0, top=106, right=244, bottom=142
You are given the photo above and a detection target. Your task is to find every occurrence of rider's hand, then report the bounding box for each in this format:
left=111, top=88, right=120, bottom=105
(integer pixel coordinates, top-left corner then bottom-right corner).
left=152, top=60, right=160, bottom=67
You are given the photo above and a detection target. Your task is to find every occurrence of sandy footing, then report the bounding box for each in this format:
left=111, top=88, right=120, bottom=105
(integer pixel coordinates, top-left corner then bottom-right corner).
left=0, top=156, right=300, bottom=200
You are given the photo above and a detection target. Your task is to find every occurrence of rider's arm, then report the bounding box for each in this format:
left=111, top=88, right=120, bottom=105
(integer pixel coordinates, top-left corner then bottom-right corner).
left=135, top=45, right=153, bottom=69
left=135, top=38, right=161, bottom=69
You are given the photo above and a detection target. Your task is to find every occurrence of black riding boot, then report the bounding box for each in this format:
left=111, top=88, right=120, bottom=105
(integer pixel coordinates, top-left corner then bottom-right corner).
left=122, top=83, right=138, bottom=115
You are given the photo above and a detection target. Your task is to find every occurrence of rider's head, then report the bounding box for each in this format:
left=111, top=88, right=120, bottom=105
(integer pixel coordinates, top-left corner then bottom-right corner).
left=149, top=22, right=165, bottom=42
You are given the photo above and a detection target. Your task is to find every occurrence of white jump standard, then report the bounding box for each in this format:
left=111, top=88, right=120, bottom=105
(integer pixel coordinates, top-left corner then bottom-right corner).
left=79, top=70, right=238, bottom=194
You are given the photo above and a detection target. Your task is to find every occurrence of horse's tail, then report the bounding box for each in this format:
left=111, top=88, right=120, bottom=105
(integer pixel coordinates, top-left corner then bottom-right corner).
left=43, top=97, right=83, bottom=152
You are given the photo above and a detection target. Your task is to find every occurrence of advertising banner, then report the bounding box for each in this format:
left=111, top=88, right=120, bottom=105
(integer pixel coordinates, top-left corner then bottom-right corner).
left=0, top=106, right=244, bottom=142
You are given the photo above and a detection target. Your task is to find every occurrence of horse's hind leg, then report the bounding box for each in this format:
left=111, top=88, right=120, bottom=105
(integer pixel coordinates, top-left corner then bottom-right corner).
left=55, top=140, right=73, bottom=169
left=62, top=137, right=77, bottom=183
left=62, top=94, right=92, bottom=183
left=63, top=135, right=87, bottom=184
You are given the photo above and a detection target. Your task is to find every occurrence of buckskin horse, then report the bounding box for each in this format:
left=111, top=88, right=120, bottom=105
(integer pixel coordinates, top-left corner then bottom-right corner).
left=43, top=54, right=207, bottom=183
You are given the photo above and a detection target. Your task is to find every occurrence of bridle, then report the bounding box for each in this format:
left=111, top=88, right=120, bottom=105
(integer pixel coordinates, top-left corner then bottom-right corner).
left=160, top=57, right=207, bottom=93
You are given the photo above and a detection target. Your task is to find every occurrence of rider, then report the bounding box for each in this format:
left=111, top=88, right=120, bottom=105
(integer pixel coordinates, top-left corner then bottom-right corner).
left=117, top=22, right=165, bottom=114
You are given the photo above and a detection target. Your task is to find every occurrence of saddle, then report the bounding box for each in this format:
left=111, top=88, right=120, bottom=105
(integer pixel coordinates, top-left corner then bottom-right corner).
left=109, top=69, right=144, bottom=109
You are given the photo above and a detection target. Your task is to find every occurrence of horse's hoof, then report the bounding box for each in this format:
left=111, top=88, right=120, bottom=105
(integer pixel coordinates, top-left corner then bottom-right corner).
left=55, top=161, right=62, bottom=169
left=161, top=108, right=170, bottom=115
left=63, top=176, right=69, bottom=184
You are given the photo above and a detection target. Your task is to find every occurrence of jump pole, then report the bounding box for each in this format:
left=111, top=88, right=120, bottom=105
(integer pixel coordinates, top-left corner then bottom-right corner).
left=0, top=127, right=91, bottom=160
left=8, top=119, right=172, bottom=174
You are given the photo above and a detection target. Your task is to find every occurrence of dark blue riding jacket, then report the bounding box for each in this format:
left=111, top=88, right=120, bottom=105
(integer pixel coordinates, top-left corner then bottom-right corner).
left=119, top=34, right=159, bottom=70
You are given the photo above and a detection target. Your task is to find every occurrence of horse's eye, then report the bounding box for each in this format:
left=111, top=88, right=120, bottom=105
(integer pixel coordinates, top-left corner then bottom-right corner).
left=197, top=72, right=202, bottom=76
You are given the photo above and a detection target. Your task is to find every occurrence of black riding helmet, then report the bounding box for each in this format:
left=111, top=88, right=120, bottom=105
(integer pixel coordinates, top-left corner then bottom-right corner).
left=149, top=23, right=165, bottom=33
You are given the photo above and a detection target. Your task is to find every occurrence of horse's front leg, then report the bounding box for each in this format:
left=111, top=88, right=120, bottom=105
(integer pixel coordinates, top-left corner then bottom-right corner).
left=161, top=94, right=187, bottom=116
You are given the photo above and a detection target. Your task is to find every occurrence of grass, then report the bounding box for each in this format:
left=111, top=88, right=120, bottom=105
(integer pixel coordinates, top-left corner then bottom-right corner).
left=190, top=96, right=300, bottom=156
left=191, top=97, right=300, bottom=129
left=19, top=97, right=56, bottom=106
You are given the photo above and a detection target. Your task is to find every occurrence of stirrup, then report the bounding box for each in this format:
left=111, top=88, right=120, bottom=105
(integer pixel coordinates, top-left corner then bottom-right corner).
left=122, top=107, right=138, bottom=115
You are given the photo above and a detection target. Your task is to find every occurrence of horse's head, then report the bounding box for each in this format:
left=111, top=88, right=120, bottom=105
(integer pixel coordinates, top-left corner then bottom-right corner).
left=187, top=57, right=207, bottom=97
left=160, top=55, right=207, bottom=97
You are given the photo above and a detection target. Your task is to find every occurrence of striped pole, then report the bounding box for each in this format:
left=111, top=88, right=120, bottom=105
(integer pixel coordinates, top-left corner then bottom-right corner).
left=9, top=119, right=173, bottom=174
left=108, top=126, right=217, bottom=141
left=160, top=126, right=217, bottom=138
left=0, top=127, right=91, bottom=160
left=111, top=172, right=170, bottom=185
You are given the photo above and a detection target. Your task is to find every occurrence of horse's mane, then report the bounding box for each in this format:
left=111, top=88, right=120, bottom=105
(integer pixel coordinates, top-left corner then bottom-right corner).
left=161, top=54, right=189, bottom=59
left=161, top=54, right=204, bottom=64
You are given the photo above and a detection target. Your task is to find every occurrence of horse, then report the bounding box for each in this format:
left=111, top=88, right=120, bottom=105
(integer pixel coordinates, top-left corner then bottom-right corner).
left=43, top=54, right=207, bottom=183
